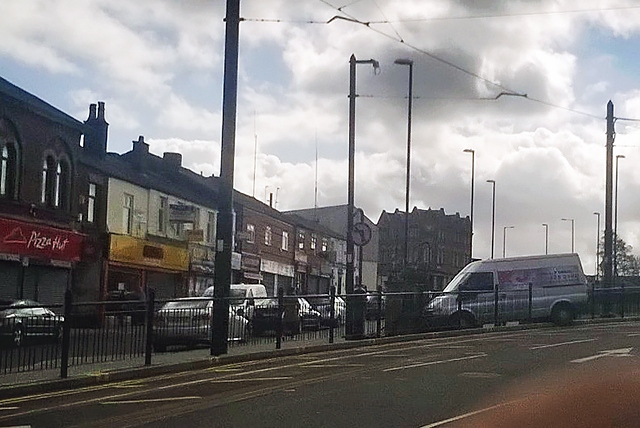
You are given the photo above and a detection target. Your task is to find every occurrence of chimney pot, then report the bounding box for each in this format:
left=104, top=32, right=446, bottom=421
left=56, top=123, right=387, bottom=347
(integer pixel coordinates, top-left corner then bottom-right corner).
left=97, top=101, right=105, bottom=120
left=87, top=104, right=97, bottom=121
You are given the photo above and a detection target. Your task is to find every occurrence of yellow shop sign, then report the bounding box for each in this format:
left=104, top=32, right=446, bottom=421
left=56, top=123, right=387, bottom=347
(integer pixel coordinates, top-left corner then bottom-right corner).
left=109, top=234, right=189, bottom=271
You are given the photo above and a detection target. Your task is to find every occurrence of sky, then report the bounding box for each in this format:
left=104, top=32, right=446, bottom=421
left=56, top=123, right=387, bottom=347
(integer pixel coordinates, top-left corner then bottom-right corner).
left=2, top=0, right=640, bottom=274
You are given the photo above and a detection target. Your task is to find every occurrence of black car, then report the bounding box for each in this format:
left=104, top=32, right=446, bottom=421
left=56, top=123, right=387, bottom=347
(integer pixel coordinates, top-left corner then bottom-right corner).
left=0, top=300, right=64, bottom=347
left=252, top=297, right=322, bottom=336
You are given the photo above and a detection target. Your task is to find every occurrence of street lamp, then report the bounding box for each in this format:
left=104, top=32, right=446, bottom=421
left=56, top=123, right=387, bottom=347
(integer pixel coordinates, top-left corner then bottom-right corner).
left=395, top=58, right=413, bottom=270
left=503, top=226, right=514, bottom=258
left=486, top=179, right=496, bottom=259
left=542, top=223, right=549, bottom=255
left=347, top=54, right=379, bottom=339
left=593, top=211, right=600, bottom=282
left=463, top=149, right=475, bottom=262
left=561, top=218, right=575, bottom=253
left=614, top=154, right=625, bottom=280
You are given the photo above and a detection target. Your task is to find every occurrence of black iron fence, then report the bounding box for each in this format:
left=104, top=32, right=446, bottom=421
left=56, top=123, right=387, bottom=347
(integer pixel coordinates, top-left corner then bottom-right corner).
left=2, top=285, right=640, bottom=378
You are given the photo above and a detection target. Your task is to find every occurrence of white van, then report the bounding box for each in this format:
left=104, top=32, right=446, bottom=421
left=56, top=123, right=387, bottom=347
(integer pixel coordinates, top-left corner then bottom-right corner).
left=423, top=253, right=588, bottom=328
left=202, top=284, right=268, bottom=320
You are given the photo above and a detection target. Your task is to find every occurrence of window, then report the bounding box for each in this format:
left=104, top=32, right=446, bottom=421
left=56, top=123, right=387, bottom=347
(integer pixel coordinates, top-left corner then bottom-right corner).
left=41, top=156, right=56, bottom=206
left=310, top=234, right=317, bottom=250
left=206, top=211, right=216, bottom=243
left=55, top=159, right=70, bottom=209
left=158, top=196, right=168, bottom=233
left=87, top=183, right=97, bottom=223
left=246, top=224, right=255, bottom=243
left=321, top=238, right=328, bottom=252
left=264, top=226, right=272, bottom=246
left=281, top=231, right=289, bottom=251
left=123, top=194, right=134, bottom=234
left=298, top=231, right=305, bottom=250
left=0, top=143, right=18, bottom=199
left=459, top=272, right=494, bottom=292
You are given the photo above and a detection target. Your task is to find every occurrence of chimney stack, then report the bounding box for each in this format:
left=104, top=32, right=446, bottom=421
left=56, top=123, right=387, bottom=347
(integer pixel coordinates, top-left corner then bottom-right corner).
left=83, top=102, right=108, bottom=158
left=163, top=152, right=182, bottom=171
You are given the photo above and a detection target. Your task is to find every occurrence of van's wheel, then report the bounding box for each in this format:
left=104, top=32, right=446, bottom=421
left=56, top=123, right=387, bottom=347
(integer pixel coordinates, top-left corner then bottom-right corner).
left=449, top=312, right=475, bottom=329
left=551, top=304, right=574, bottom=326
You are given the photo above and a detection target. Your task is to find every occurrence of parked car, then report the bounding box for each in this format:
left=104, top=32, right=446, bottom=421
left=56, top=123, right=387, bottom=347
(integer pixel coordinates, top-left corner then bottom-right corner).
left=366, top=293, right=386, bottom=320
left=153, top=297, right=248, bottom=352
left=307, top=296, right=347, bottom=326
left=252, top=297, right=322, bottom=336
left=0, top=300, right=64, bottom=347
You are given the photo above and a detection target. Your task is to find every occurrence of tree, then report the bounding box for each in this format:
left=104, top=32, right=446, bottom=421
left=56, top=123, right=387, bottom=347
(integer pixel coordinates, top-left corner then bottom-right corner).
left=598, top=235, right=640, bottom=277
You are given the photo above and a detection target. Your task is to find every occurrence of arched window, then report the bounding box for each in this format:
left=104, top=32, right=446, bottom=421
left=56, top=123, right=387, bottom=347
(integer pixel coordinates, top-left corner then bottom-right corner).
left=41, top=155, right=56, bottom=206
left=54, top=159, right=70, bottom=209
left=0, top=139, right=19, bottom=199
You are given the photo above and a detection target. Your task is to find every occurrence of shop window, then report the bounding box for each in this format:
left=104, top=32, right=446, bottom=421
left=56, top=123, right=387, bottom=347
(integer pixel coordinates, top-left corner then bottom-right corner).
left=0, top=143, right=19, bottom=199
left=87, top=183, right=97, bottom=223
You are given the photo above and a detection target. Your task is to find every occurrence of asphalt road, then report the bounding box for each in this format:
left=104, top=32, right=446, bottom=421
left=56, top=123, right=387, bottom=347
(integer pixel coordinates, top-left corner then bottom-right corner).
left=1, top=322, right=640, bottom=427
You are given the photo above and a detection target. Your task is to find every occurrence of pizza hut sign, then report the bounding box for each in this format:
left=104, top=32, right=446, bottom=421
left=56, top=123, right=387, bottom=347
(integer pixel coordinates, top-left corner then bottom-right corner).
left=0, top=218, right=85, bottom=262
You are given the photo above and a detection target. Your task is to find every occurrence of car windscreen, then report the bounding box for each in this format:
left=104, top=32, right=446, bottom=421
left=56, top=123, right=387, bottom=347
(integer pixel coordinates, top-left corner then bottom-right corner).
left=229, top=289, right=247, bottom=304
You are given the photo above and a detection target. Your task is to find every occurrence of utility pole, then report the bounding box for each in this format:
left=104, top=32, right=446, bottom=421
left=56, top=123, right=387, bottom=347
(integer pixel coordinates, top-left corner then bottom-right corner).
left=603, top=101, right=614, bottom=295
left=211, top=0, right=240, bottom=356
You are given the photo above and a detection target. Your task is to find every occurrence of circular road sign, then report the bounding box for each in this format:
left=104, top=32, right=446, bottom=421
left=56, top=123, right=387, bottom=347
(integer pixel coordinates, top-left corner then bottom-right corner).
left=353, top=222, right=371, bottom=246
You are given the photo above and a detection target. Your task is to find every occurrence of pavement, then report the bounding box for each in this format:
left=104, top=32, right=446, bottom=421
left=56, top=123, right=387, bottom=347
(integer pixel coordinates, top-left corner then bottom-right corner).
left=0, top=316, right=635, bottom=400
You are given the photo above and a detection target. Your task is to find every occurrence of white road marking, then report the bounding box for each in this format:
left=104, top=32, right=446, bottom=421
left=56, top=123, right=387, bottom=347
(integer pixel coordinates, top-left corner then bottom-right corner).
left=209, top=377, right=293, bottom=383
left=529, top=339, right=595, bottom=349
left=420, top=399, right=526, bottom=427
left=301, top=364, right=365, bottom=368
left=101, top=396, right=201, bottom=405
left=459, top=372, right=501, bottom=379
left=383, top=353, right=487, bottom=372
left=627, top=333, right=640, bottom=337
left=571, top=348, right=633, bottom=363
left=0, top=407, right=20, bottom=411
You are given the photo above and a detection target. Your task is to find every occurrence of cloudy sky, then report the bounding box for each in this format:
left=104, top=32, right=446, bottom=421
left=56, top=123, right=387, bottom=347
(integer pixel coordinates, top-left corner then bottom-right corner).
left=2, top=0, right=640, bottom=273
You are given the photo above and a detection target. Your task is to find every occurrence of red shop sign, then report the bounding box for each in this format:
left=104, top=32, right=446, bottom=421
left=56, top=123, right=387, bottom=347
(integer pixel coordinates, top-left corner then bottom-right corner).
left=0, top=217, right=85, bottom=262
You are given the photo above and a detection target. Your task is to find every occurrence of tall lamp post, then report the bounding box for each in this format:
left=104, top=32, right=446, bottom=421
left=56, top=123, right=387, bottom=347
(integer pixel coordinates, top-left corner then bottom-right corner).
left=561, top=218, right=575, bottom=253
left=542, top=223, right=549, bottom=255
left=347, top=54, right=378, bottom=339
left=486, top=179, right=496, bottom=259
left=502, top=226, right=514, bottom=258
left=395, top=58, right=413, bottom=272
left=463, top=149, right=475, bottom=262
left=614, top=155, right=625, bottom=280
left=593, top=211, right=600, bottom=282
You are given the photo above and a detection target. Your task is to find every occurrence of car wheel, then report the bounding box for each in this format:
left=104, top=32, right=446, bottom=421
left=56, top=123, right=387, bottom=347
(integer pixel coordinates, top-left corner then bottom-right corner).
left=551, top=304, right=574, bottom=326
left=13, top=325, right=25, bottom=347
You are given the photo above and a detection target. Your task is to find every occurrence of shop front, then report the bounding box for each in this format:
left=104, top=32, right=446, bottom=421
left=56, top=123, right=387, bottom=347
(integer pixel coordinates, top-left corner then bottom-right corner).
left=241, top=252, right=262, bottom=284
left=0, top=217, right=85, bottom=307
left=188, top=243, right=216, bottom=297
left=261, top=259, right=294, bottom=296
left=106, top=234, right=189, bottom=300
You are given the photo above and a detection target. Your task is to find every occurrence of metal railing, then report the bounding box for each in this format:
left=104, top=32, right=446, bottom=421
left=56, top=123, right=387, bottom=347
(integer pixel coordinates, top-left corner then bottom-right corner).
left=2, top=284, right=640, bottom=378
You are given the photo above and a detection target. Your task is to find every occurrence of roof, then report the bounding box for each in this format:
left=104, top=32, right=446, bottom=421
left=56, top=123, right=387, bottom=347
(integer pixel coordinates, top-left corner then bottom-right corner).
left=0, top=76, right=83, bottom=130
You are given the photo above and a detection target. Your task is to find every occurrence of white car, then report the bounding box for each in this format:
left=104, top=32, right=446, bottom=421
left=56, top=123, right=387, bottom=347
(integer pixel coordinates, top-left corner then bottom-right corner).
left=153, top=298, right=248, bottom=352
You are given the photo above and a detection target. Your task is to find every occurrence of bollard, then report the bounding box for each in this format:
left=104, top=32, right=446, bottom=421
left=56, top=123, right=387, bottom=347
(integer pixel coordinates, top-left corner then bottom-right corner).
left=144, top=288, right=156, bottom=366
left=329, top=286, right=336, bottom=344
left=275, top=287, right=283, bottom=350
left=60, top=289, right=72, bottom=379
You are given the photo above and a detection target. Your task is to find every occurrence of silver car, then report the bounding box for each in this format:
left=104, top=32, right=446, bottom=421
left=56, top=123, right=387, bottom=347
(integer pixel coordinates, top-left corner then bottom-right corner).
left=153, top=298, right=248, bottom=352
left=0, top=300, right=64, bottom=347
